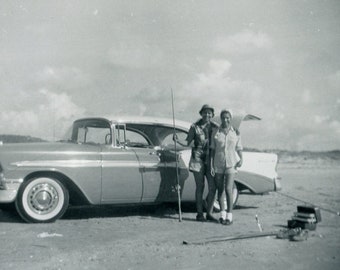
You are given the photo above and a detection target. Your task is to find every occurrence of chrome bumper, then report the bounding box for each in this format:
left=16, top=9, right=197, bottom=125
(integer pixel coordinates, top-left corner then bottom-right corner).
left=0, top=174, right=22, bottom=203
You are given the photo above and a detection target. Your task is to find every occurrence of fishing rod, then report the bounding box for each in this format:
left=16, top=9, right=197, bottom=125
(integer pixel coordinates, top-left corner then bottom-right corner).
left=171, top=88, right=182, bottom=222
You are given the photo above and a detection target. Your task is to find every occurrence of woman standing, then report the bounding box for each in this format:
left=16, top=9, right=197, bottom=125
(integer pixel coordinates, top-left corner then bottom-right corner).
left=211, top=109, right=243, bottom=225
left=175, top=104, right=219, bottom=222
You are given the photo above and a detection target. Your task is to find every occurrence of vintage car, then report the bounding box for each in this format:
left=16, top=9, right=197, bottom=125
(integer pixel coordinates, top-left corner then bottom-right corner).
left=0, top=115, right=281, bottom=223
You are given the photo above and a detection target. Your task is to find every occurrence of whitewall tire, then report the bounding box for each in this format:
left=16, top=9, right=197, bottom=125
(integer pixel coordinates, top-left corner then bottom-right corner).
left=15, top=177, right=69, bottom=223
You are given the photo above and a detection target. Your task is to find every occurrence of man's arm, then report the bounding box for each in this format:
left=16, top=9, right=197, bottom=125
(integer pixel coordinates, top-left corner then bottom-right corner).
left=174, top=124, right=195, bottom=147
left=175, top=137, right=193, bottom=147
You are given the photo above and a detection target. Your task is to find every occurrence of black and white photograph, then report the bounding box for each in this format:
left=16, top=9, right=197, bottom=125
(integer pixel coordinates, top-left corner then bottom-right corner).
left=0, top=1, right=339, bottom=269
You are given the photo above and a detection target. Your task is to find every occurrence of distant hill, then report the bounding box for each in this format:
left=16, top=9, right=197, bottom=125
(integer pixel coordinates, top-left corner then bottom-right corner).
left=270, top=149, right=339, bottom=160
left=242, top=147, right=340, bottom=163
left=1, top=135, right=339, bottom=163
left=0, top=134, right=46, bottom=143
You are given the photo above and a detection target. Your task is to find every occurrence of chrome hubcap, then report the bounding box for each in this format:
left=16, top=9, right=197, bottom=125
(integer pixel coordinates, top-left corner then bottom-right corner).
left=28, top=183, right=59, bottom=214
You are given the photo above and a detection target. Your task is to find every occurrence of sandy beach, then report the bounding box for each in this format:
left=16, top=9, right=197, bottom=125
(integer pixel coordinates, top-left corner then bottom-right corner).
left=0, top=160, right=339, bottom=270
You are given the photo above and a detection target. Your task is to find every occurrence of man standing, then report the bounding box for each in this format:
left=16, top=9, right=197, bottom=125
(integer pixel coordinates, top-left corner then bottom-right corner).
left=175, top=104, right=218, bottom=222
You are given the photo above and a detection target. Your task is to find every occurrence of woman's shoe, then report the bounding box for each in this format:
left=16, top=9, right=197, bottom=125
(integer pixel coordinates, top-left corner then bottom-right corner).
left=219, top=218, right=227, bottom=225
left=225, top=219, right=233, bottom=225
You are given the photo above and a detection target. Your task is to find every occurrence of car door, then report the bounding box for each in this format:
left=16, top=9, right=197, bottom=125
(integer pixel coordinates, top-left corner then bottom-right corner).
left=101, top=146, right=143, bottom=203
left=100, top=125, right=143, bottom=203
left=133, top=147, right=163, bottom=203
left=121, top=128, right=163, bottom=203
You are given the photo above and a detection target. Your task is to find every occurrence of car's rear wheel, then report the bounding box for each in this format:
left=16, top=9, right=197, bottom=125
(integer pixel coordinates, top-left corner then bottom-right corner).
left=213, top=183, right=239, bottom=212
left=15, top=177, right=69, bottom=223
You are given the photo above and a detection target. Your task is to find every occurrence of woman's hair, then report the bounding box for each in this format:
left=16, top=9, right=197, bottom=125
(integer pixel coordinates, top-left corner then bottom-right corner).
left=220, top=109, right=233, bottom=118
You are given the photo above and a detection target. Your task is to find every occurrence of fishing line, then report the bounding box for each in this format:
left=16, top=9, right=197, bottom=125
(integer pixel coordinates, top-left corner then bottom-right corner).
left=277, top=191, right=340, bottom=216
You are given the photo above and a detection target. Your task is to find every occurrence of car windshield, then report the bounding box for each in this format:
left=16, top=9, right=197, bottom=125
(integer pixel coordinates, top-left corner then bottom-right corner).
left=60, top=119, right=111, bottom=145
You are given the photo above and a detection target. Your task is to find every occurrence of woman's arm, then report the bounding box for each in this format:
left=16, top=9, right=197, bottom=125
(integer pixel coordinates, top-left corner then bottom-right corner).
left=236, top=149, right=243, bottom=168
left=235, top=133, right=243, bottom=168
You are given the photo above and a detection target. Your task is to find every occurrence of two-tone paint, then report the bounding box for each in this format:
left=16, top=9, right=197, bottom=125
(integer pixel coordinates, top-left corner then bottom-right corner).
left=0, top=115, right=281, bottom=222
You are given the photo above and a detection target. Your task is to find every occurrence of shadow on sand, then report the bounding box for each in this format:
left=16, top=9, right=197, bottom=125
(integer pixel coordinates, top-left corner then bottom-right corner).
left=0, top=201, right=259, bottom=223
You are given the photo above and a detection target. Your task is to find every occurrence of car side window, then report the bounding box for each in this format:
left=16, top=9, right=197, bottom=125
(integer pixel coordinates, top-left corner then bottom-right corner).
left=162, top=130, right=187, bottom=147
left=125, top=130, right=151, bottom=147
left=115, top=127, right=151, bottom=148
left=78, top=126, right=111, bottom=145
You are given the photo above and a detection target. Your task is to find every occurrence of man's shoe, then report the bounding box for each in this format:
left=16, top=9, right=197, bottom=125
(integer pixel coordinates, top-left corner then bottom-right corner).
left=206, top=214, right=218, bottom=222
left=196, top=214, right=206, bottom=222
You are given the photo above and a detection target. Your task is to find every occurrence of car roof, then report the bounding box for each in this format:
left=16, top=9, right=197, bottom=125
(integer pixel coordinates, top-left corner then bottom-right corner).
left=75, top=116, right=191, bottom=130
left=112, top=116, right=191, bottom=130
left=75, top=114, right=261, bottom=131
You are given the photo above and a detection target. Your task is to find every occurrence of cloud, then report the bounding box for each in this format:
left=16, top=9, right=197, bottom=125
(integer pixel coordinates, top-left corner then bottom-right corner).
left=180, top=58, right=263, bottom=114
left=0, top=89, right=85, bottom=140
left=38, top=89, right=85, bottom=120
left=314, top=114, right=330, bottom=124
left=302, top=89, right=312, bottom=104
left=329, top=120, right=340, bottom=135
left=327, top=70, right=340, bottom=88
left=107, top=39, right=164, bottom=69
left=128, top=87, right=170, bottom=116
left=34, top=66, right=91, bottom=89
left=214, top=29, right=272, bottom=55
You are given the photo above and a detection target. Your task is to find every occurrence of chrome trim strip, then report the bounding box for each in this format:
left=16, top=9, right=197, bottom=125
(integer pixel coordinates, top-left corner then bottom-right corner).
left=11, top=160, right=102, bottom=168
left=3, top=178, right=24, bottom=184
left=10, top=160, right=161, bottom=168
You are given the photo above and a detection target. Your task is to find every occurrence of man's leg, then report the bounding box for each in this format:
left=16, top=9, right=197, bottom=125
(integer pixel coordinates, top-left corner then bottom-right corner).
left=193, top=171, right=205, bottom=221
left=205, top=169, right=217, bottom=221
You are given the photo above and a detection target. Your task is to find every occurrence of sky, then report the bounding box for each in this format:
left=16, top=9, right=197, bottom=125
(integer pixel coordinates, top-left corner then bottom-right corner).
left=0, top=0, right=339, bottom=151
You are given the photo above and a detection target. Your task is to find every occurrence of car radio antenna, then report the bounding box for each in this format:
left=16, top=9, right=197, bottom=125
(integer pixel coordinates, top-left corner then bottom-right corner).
left=171, top=88, right=182, bottom=222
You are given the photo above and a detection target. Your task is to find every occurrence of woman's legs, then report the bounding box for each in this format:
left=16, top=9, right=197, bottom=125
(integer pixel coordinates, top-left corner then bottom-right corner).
left=215, top=173, right=226, bottom=217
left=225, top=172, right=235, bottom=222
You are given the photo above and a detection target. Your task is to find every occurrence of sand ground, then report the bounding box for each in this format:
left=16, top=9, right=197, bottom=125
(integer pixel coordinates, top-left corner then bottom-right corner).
left=0, top=163, right=339, bottom=270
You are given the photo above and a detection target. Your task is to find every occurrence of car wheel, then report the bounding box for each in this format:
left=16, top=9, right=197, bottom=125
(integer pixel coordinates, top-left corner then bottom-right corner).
left=213, top=183, right=239, bottom=212
left=15, top=177, right=69, bottom=223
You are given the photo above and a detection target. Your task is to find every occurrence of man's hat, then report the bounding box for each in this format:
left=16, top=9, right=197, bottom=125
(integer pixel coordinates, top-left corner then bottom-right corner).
left=199, top=104, right=214, bottom=115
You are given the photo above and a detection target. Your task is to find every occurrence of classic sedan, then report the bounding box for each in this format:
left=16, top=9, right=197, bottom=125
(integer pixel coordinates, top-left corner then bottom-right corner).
left=0, top=115, right=281, bottom=223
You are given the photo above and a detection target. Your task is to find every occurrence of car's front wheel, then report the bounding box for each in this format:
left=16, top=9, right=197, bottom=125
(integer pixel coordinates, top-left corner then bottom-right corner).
left=15, top=177, right=69, bottom=223
left=213, top=183, right=239, bottom=212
